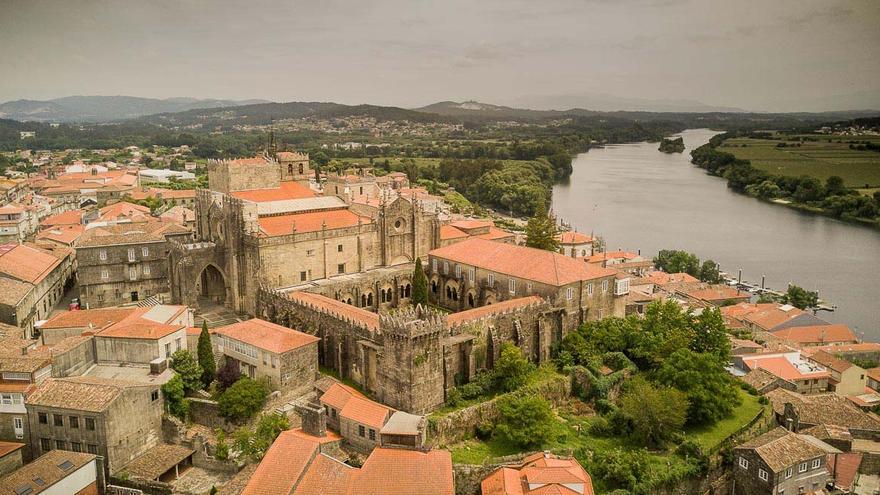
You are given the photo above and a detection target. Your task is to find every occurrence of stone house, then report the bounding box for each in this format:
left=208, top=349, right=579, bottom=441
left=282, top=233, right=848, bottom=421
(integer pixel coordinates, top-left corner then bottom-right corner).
left=739, top=351, right=831, bottom=395
left=319, top=382, right=393, bottom=453
left=76, top=219, right=190, bottom=308
left=427, top=237, right=624, bottom=326
left=0, top=441, right=24, bottom=477
left=0, top=243, right=72, bottom=338
left=438, top=220, right=515, bottom=247
left=804, top=350, right=866, bottom=396
left=764, top=388, right=880, bottom=439
left=556, top=230, right=594, bottom=258
left=0, top=351, right=51, bottom=460
left=38, top=306, right=192, bottom=366
left=481, top=451, right=594, bottom=495
left=733, top=427, right=836, bottom=495
left=0, top=449, right=99, bottom=495
left=25, top=376, right=163, bottom=476
left=213, top=318, right=319, bottom=392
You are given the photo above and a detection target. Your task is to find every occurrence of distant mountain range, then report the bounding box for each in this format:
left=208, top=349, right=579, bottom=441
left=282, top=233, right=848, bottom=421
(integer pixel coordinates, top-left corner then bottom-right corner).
left=497, top=92, right=748, bottom=113
left=0, top=95, right=269, bottom=122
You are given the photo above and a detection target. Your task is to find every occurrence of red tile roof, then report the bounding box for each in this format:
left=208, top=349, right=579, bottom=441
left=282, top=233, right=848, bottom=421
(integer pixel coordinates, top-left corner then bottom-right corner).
left=39, top=209, right=83, bottom=228
left=556, top=231, right=593, bottom=244
left=40, top=308, right=136, bottom=330
left=0, top=243, right=63, bottom=284
left=721, top=303, right=805, bottom=331
left=429, top=238, right=616, bottom=287
left=771, top=324, right=858, bottom=346
left=258, top=208, right=370, bottom=236
left=36, top=224, right=85, bottom=246
left=215, top=318, right=319, bottom=354
left=828, top=452, right=862, bottom=491
left=98, top=201, right=150, bottom=221
left=320, top=383, right=391, bottom=429
left=353, top=448, right=453, bottom=495
left=288, top=292, right=380, bottom=332
left=231, top=181, right=316, bottom=202
left=742, top=354, right=830, bottom=381
left=241, top=430, right=320, bottom=495
left=243, top=431, right=453, bottom=495
left=646, top=271, right=699, bottom=286
left=439, top=225, right=468, bottom=240
left=482, top=452, right=593, bottom=495
left=0, top=441, right=24, bottom=458
left=447, top=296, right=544, bottom=328
left=128, top=188, right=196, bottom=201
left=684, top=285, right=749, bottom=302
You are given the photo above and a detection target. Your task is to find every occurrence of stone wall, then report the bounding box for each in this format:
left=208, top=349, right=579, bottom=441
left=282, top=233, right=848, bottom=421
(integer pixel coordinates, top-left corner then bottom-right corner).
left=188, top=398, right=231, bottom=431
left=50, top=336, right=96, bottom=377
left=428, top=374, right=571, bottom=447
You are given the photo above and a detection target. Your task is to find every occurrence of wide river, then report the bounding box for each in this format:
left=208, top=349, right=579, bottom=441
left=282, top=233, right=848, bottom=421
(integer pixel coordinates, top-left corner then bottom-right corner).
left=552, top=128, right=880, bottom=340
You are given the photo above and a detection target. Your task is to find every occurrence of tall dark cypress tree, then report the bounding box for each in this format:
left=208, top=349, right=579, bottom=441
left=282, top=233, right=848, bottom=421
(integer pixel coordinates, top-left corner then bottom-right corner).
left=197, top=321, right=216, bottom=388
left=412, top=257, right=428, bottom=306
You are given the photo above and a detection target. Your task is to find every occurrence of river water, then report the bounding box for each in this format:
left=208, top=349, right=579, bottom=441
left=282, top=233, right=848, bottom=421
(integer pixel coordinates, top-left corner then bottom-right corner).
left=552, top=129, right=880, bottom=339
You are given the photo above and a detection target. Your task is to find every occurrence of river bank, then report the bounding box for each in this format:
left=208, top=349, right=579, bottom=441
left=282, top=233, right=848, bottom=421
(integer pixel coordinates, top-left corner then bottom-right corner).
left=551, top=128, right=880, bottom=339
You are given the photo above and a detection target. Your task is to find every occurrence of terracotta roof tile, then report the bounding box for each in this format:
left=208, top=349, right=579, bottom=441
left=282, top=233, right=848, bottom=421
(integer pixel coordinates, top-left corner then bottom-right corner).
left=289, top=292, right=380, bottom=332
left=231, top=181, right=317, bottom=203
left=481, top=453, right=593, bottom=495
left=447, top=296, right=544, bottom=328
left=0, top=277, right=34, bottom=306
left=241, top=430, right=319, bottom=495
left=293, top=454, right=354, bottom=495
left=764, top=388, right=880, bottom=432
left=735, top=427, right=827, bottom=472
left=77, top=218, right=189, bottom=248
left=771, top=324, right=858, bottom=346
left=827, top=452, right=862, bottom=491
left=351, top=448, right=453, bottom=495
left=556, top=231, right=593, bottom=244
left=215, top=318, right=319, bottom=354
left=319, top=383, right=391, bottom=429
left=39, top=209, right=83, bottom=228
left=97, top=201, right=150, bottom=221
left=0, top=243, right=62, bottom=284
left=440, top=225, right=468, bottom=240
left=0, top=441, right=24, bottom=458
left=36, top=224, right=85, bottom=246
left=258, top=209, right=370, bottom=236
left=0, top=450, right=96, bottom=495
left=26, top=377, right=142, bottom=412
left=120, top=444, right=195, bottom=480
left=429, top=238, right=616, bottom=287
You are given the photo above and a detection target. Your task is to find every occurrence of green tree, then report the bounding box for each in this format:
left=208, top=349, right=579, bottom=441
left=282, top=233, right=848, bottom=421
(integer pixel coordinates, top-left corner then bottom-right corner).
left=618, top=378, right=687, bottom=448
left=825, top=175, right=846, bottom=196
left=493, top=343, right=533, bottom=392
left=784, top=284, right=819, bottom=310
left=588, top=448, right=650, bottom=492
left=631, top=300, right=695, bottom=369
left=214, top=429, right=229, bottom=460
left=690, top=308, right=731, bottom=362
left=699, top=260, right=724, bottom=284
left=232, top=413, right=290, bottom=461
left=170, top=350, right=204, bottom=394
left=218, top=377, right=269, bottom=421
left=653, top=250, right=700, bottom=276
left=161, top=374, right=188, bottom=420
left=525, top=204, right=560, bottom=251
left=411, top=257, right=428, bottom=306
left=494, top=394, right=555, bottom=449
left=197, top=322, right=216, bottom=389
left=656, top=349, right=741, bottom=425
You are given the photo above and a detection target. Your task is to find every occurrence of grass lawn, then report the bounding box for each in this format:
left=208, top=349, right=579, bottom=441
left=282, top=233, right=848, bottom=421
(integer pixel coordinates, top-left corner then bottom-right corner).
left=718, top=136, right=880, bottom=187
left=686, top=389, right=766, bottom=451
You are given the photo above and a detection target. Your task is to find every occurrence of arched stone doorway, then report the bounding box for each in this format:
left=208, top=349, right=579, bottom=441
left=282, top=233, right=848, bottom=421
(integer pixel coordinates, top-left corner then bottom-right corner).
left=198, top=264, right=227, bottom=304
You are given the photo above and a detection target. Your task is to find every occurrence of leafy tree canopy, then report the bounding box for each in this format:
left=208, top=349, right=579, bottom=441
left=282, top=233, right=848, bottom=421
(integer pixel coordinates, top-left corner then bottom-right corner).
left=656, top=349, right=741, bottom=426
left=493, top=343, right=534, bottom=392
left=197, top=321, right=216, bottom=389
left=170, top=349, right=204, bottom=394
left=525, top=204, right=560, bottom=251
left=618, top=378, right=688, bottom=448
left=493, top=394, right=555, bottom=449
left=218, top=377, right=269, bottom=422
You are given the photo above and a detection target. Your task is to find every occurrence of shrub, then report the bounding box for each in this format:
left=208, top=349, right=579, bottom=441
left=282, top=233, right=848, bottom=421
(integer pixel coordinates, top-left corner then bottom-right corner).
left=589, top=416, right=611, bottom=436
left=216, top=359, right=242, bottom=392
left=161, top=374, right=189, bottom=420
left=475, top=422, right=493, bottom=440
left=494, top=394, right=555, bottom=449
left=170, top=350, right=204, bottom=394
left=445, top=388, right=462, bottom=407
left=494, top=343, right=533, bottom=392
left=233, top=413, right=290, bottom=461
left=218, top=377, right=269, bottom=422
left=214, top=430, right=229, bottom=460
left=618, top=378, right=688, bottom=448
left=589, top=448, right=650, bottom=492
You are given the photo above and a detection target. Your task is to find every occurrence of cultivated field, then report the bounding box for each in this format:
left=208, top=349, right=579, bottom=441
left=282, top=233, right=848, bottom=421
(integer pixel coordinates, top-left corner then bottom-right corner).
left=718, top=135, right=880, bottom=188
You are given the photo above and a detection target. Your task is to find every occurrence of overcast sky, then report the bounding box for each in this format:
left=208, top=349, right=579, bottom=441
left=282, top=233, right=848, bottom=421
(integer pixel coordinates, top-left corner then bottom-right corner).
left=1, top=0, right=878, bottom=112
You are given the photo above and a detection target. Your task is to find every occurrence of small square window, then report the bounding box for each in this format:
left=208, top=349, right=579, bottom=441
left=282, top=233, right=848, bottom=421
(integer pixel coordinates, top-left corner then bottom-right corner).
left=587, top=283, right=594, bottom=295
left=151, top=390, right=159, bottom=401
left=101, top=269, right=109, bottom=279
left=85, top=417, right=96, bottom=431
left=71, top=442, right=82, bottom=453
left=488, top=273, right=495, bottom=286
left=306, top=249, right=315, bottom=257
left=358, top=425, right=365, bottom=437
left=798, top=462, right=807, bottom=473
left=785, top=467, right=793, bottom=479
left=69, top=416, right=79, bottom=429
left=369, top=429, right=376, bottom=440
left=38, top=412, right=47, bottom=424
left=87, top=444, right=98, bottom=454
left=468, top=268, right=475, bottom=282
left=758, top=468, right=768, bottom=481
left=142, top=247, right=149, bottom=257
left=40, top=438, right=50, bottom=452
left=739, top=457, right=749, bottom=469
left=99, top=250, right=107, bottom=261
left=337, top=244, right=343, bottom=252
left=811, top=458, right=821, bottom=469
left=300, top=271, right=307, bottom=282
left=566, top=287, right=574, bottom=300
left=55, top=440, right=66, bottom=450
left=337, top=263, right=345, bottom=274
